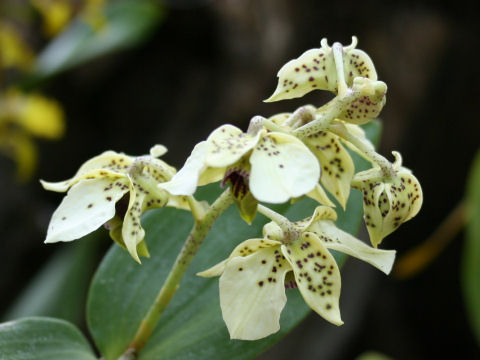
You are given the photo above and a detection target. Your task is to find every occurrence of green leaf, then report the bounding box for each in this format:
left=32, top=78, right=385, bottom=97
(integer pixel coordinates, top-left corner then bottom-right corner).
left=87, top=122, right=381, bottom=360
left=29, top=0, right=163, bottom=80
left=0, top=317, right=96, bottom=360
left=462, top=149, right=480, bottom=344
left=3, top=234, right=101, bottom=325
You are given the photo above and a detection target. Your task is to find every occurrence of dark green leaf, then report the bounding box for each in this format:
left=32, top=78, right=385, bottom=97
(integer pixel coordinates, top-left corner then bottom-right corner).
left=3, top=234, right=101, bottom=325
left=87, top=122, right=381, bottom=360
left=0, top=317, right=96, bottom=360
left=462, top=149, right=480, bottom=344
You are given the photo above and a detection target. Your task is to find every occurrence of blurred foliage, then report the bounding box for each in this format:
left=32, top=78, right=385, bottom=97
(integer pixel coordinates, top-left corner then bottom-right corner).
left=3, top=233, right=101, bottom=325
left=0, top=0, right=163, bottom=181
left=462, top=149, right=480, bottom=345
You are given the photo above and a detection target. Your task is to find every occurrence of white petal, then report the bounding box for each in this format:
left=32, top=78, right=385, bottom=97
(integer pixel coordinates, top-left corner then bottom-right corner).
left=197, top=238, right=281, bottom=277
left=250, top=132, right=320, bottom=203
left=265, top=47, right=337, bottom=102
left=206, top=124, right=262, bottom=168
left=122, top=176, right=147, bottom=263
left=40, top=151, right=133, bottom=192
left=150, top=144, right=168, bottom=158
left=304, top=131, right=354, bottom=208
left=294, top=206, right=337, bottom=233
left=265, top=38, right=377, bottom=102
left=307, top=184, right=336, bottom=207
left=282, top=234, right=343, bottom=326
left=219, top=247, right=291, bottom=340
left=311, top=220, right=396, bottom=274
left=45, top=177, right=128, bottom=243
left=159, top=141, right=209, bottom=196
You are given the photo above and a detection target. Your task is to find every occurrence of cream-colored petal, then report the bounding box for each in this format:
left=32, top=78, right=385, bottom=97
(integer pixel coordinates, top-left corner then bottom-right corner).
left=45, top=177, right=128, bottom=243
left=378, top=171, right=423, bottom=244
left=282, top=233, right=343, bottom=325
left=40, top=151, right=134, bottom=192
left=293, top=206, right=337, bottom=232
left=122, top=175, right=151, bottom=263
left=159, top=141, right=209, bottom=196
left=262, top=222, right=284, bottom=242
left=265, top=47, right=337, bottom=102
left=198, top=238, right=281, bottom=277
left=342, top=47, right=377, bottom=84
left=362, top=182, right=386, bottom=248
left=338, top=78, right=387, bottom=125
left=40, top=168, right=124, bottom=192
left=265, top=37, right=377, bottom=102
left=219, top=246, right=291, bottom=340
left=309, top=220, right=396, bottom=274
left=198, top=166, right=225, bottom=186
left=267, top=112, right=291, bottom=126
left=206, top=125, right=262, bottom=168
left=250, top=132, right=320, bottom=203
left=400, top=170, right=423, bottom=221
left=149, top=144, right=168, bottom=158
left=307, top=184, right=336, bottom=207
left=304, top=131, right=354, bottom=208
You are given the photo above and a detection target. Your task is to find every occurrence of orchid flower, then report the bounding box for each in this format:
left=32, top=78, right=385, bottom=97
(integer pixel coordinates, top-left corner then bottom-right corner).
left=198, top=206, right=395, bottom=340
left=41, top=145, right=186, bottom=262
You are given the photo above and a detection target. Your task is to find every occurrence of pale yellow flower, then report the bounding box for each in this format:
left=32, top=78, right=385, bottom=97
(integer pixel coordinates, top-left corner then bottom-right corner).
left=265, top=36, right=377, bottom=102
left=352, top=152, right=423, bottom=247
left=41, top=145, right=186, bottom=262
left=199, top=206, right=395, bottom=340
left=160, top=124, right=320, bottom=205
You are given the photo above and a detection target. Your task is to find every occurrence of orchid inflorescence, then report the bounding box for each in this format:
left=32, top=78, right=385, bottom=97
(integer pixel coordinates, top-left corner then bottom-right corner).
left=42, top=36, right=422, bottom=342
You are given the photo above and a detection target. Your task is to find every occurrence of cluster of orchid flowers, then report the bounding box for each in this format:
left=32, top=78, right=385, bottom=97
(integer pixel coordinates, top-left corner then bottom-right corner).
left=42, top=37, right=422, bottom=341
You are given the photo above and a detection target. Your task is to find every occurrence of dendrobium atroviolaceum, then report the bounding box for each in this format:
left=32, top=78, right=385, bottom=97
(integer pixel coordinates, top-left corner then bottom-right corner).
left=160, top=123, right=320, bottom=221
left=352, top=151, right=423, bottom=248
left=198, top=206, right=395, bottom=340
left=41, top=145, right=187, bottom=262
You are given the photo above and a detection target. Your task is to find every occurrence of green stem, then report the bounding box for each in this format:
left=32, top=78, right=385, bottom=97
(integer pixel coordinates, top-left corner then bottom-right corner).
left=125, top=188, right=234, bottom=356
left=329, top=122, right=396, bottom=179
left=292, top=89, right=356, bottom=139
left=257, top=204, right=299, bottom=244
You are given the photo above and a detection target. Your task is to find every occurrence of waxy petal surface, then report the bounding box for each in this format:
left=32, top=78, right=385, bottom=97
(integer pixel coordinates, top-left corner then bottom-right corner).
left=206, top=125, right=262, bottom=168
left=198, top=238, right=281, bottom=277
left=250, top=132, right=320, bottom=203
left=282, top=233, right=343, bottom=325
left=310, top=220, right=396, bottom=274
left=219, top=247, right=291, bottom=340
left=45, top=177, right=128, bottom=243
left=159, top=141, right=209, bottom=196
left=265, top=39, right=377, bottom=102
left=304, top=131, right=354, bottom=208
left=41, top=151, right=133, bottom=192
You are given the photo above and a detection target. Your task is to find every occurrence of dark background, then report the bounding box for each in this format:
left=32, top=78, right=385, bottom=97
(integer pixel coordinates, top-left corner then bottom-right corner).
left=1, top=1, right=479, bottom=359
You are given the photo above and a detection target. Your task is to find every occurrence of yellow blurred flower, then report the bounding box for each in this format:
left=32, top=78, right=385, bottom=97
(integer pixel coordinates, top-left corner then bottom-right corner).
left=0, top=21, right=34, bottom=71
left=30, top=0, right=107, bottom=37
left=0, top=90, right=65, bottom=180
left=30, top=0, right=74, bottom=37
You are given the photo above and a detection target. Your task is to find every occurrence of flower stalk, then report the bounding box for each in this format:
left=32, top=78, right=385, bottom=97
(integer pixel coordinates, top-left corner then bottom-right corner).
left=257, top=204, right=299, bottom=244
left=328, top=122, right=396, bottom=179
left=125, top=188, right=234, bottom=356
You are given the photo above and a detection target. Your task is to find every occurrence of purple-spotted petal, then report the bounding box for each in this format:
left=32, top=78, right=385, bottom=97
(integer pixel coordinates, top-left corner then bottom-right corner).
left=219, top=246, right=291, bottom=340
left=249, top=132, right=320, bottom=203
left=282, top=233, right=343, bottom=326
left=45, top=177, right=129, bottom=243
